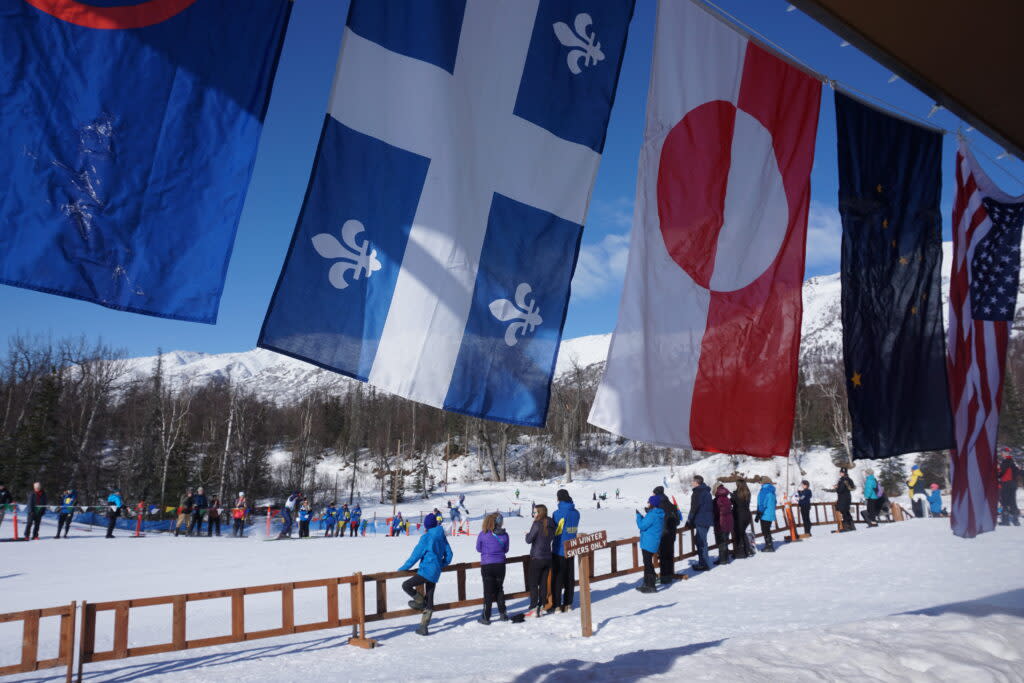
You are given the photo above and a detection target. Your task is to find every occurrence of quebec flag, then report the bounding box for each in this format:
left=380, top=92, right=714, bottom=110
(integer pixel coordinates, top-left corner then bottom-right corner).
left=0, top=0, right=291, bottom=323
left=260, top=0, right=634, bottom=426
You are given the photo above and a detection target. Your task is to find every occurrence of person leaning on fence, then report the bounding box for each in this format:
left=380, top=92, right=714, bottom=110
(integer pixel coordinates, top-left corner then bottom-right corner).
left=0, top=482, right=12, bottom=531
left=684, top=476, right=714, bottom=571
left=105, top=488, right=124, bottom=539
left=232, top=493, right=248, bottom=537
left=713, top=484, right=733, bottom=564
left=524, top=504, right=556, bottom=618
left=755, top=479, right=777, bottom=552
left=731, top=481, right=755, bottom=559
left=653, top=485, right=680, bottom=585
left=56, top=488, right=77, bottom=539
left=399, top=511, right=453, bottom=636
left=550, top=489, right=580, bottom=613
left=174, top=488, right=194, bottom=537
left=862, top=469, right=880, bottom=527
left=635, top=496, right=665, bottom=593
left=26, top=481, right=47, bottom=540
left=476, top=512, right=510, bottom=624
left=189, top=487, right=208, bottom=537
left=797, top=480, right=813, bottom=536
left=827, top=468, right=857, bottom=531
left=207, top=498, right=222, bottom=537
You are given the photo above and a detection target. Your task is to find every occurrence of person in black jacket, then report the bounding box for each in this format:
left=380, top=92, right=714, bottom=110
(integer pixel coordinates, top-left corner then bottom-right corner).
left=26, top=482, right=47, bottom=540
left=189, top=487, right=208, bottom=536
left=827, top=468, right=856, bottom=531
left=998, top=451, right=1020, bottom=526
left=731, top=480, right=754, bottom=559
left=797, top=480, right=813, bottom=536
left=683, top=476, right=714, bottom=571
left=0, top=483, right=12, bottom=532
left=524, top=504, right=556, bottom=618
left=653, top=486, right=680, bottom=585
left=207, top=498, right=222, bottom=537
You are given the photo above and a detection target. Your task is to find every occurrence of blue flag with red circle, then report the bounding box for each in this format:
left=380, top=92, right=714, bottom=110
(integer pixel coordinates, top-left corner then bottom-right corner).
left=0, top=0, right=291, bottom=322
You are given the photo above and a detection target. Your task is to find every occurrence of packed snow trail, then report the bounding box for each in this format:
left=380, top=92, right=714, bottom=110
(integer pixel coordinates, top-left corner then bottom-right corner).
left=2, top=467, right=1023, bottom=682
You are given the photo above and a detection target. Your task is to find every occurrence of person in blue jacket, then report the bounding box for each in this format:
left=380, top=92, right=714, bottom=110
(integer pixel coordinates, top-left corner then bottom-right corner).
left=636, top=496, right=666, bottom=593
left=323, top=503, right=338, bottom=537
left=684, top=476, right=715, bottom=570
left=863, top=469, right=880, bottom=527
left=391, top=512, right=404, bottom=537
left=399, top=512, right=453, bottom=636
left=550, top=489, right=580, bottom=613
left=927, top=484, right=944, bottom=517
left=298, top=501, right=312, bottom=538
left=55, top=489, right=77, bottom=539
left=338, top=504, right=350, bottom=537
left=105, top=489, right=124, bottom=539
left=350, top=504, right=362, bottom=537
left=756, top=479, right=778, bottom=552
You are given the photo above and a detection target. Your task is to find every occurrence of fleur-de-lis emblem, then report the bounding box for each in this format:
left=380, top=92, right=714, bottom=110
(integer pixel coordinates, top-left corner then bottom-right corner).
left=312, top=219, right=382, bottom=290
left=489, top=283, right=543, bottom=347
left=553, top=13, right=605, bottom=75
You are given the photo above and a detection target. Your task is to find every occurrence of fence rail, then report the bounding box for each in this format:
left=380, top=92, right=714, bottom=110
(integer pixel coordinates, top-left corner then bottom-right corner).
left=0, top=501, right=908, bottom=682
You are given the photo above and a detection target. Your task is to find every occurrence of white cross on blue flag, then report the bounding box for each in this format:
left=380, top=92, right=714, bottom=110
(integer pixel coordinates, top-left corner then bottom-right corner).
left=260, top=0, right=633, bottom=426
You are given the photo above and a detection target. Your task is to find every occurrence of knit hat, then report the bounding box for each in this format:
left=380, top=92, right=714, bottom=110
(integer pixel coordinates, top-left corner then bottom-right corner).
left=1004, top=451, right=1014, bottom=459
left=839, top=468, right=848, bottom=474
left=557, top=489, right=572, bottom=503
left=648, top=495, right=661, bottom=507
left=865, top=468, right=874, bottom=475
left=930, top=483, right=940, bottom=490
left=424, top=512, right=438, bottom=529
left=653, top=486, right=665, bottom=497
left=911, top=464, right=920, bottom=470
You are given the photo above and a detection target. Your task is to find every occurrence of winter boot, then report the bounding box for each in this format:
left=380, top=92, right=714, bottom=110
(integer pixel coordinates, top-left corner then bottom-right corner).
left=408, top=593, right=426, bottom=612
left=636, top=583, right=657, bottom=594
left=763, top=542, right=775, bottom=553
left=478, top=605, right=491, bottom=625
left=499, top=610, right=509, bottom=622
left=416, top=610, right=432, bottom=636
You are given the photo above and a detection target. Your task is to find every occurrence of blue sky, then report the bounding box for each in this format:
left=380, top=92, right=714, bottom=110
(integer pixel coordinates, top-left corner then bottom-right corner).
left=3, top=0, right=1022, bottom=357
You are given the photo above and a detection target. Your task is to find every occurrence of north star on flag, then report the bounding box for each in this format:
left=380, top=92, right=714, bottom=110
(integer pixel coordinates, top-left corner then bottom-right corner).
left=947, top=142, right=1024, bottom=539
left=0, top=0, right=291, bottom=323
left=589, top=0, right=821, bottom=457
left=260, top=0, right=634, bottom=427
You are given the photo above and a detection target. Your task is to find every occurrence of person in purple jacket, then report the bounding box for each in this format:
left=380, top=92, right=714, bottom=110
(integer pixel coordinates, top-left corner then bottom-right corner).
left=475, top=512, right=510, bottom=624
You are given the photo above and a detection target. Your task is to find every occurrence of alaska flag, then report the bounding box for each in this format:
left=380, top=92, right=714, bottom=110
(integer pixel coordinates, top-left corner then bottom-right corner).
left=260, top=0, right=634, bottom=427
left=0, top=0, right=291, bottom=322
left=836, top=92, right=954, bottom=460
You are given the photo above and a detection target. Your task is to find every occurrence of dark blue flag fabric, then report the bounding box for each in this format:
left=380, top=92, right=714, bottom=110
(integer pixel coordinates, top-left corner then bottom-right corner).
left=0, top=0, right=291, bottom=322
left=260, top=0, right=634, bottom=427
left=836, top=91, right=954, bottom=460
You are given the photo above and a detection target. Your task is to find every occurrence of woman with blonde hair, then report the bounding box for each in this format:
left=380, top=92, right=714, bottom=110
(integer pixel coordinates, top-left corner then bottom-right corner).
left=524, top=504, right=556, bottom=617
left=476, top=512, right=510, bottom=624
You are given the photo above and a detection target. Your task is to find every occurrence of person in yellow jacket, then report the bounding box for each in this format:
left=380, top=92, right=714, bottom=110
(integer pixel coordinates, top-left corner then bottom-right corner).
left=906, top=465, right=927, bottom=518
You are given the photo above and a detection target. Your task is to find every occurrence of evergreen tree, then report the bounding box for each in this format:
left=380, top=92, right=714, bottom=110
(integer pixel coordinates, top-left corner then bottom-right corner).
left=879, top=455, right=906, bottom=496
left=915, top=451, right=949, bottom=489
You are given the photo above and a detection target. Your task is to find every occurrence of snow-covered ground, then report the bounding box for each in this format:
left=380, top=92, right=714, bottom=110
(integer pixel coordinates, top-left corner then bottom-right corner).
left=2, top=466, right=1023, bottom=682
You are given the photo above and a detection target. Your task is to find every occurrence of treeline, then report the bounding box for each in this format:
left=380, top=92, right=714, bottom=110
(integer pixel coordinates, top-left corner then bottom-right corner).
left=1, top=331, right=1021, bottom=508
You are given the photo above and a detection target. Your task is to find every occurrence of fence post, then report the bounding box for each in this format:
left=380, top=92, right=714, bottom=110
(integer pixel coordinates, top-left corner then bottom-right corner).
left=348, top=572, right=377, bottom=649
left=784, top=503, right=800, bottom=542
left=76, top=600, right=89, bottom=683
left=63, top=601, right=76, bottom=683
left=12, top=505, right=19, bottom=541
left=22, top=609, right=39, bottom=673
left=832, top=504, right=843, bottom=533
left=265, top=506, right=272, bottom=537
left=457, top=566, right=467, bottom=602
left=578, top=554, right=593, bottom=638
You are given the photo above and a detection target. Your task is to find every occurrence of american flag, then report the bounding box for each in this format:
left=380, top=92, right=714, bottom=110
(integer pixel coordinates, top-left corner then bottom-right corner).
left=947, top=143, right=1023, bottom=538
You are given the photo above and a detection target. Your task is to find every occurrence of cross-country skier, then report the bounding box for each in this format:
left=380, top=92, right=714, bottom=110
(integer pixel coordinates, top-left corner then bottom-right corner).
left=105, top=488, right=123, bottom=538
left=398, top=511, right=453, bottom=636
left=56, top=489, right=77, bottom=538
left=339, top=504, right=350, bottom=537
left=189, top=487, right=208, bottom=536
left=755, top=479, right=777, bottom=552
left=278, top=491, right=300, bottom=539
left=207, top=498, right=222, bottom=536
left=298, top=500, right=312, bottom=538
left=323, top=503, right=337, bottom=537
left=232, top=492, right=248, bottom=537
left=174, top=488, right=193, bottom=537
left=351, top=504, right=362, bottom=536
left=636, top=496, right=665, bottom=593
left=26, top=482, right=46, bottom=540
left=459, top=493, right=469, bottom=514
left=391, top=512, right=404, bottom=537
left=550, top=489, right=580, bottom=612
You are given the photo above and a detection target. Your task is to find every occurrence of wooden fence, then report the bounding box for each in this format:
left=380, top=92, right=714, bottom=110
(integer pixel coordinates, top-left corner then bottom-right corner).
left=0, top=501, right=907, bottom=681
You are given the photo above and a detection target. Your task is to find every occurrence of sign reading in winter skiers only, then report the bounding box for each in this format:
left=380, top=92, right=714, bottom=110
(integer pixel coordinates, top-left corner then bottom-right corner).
left=564, top=530, right=607, bottom=558
left=565, top=530, right=606, bottom=638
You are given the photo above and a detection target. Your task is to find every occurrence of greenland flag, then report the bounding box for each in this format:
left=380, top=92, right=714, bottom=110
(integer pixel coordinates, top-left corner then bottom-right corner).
left=589, top=0, right=821, bottom=457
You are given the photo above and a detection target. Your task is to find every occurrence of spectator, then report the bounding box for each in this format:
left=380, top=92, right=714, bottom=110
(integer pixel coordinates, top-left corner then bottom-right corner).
left=653, top=486, right=680, bottom=585
left=998, top=451, right=1020, bottom=526
left=174, top=488, right=194, bottom=537
left=391, top=512, right=405, bottom=537
left=863, top=469, right=880, bottom=527
left=827, top=468, right=857, bottom=531
left=189, top=487, right=208, bottom=537
left=756, top=478, right=777, bottom=552
left=636, top=496, right=665, bottom=593
left=26, top=482, right=46, bottom=540
left=0, top=483, right=12, bottom=532
left=732, top=481, right=755, bottom=559
left=56, top=488, right=77, bottom=539
left=207, top=498, right=222, bottom=537
left=550, top=489, right=580, bottom=613
left=906, top=465, right=927, bottom=518
left=927, top=484, right=945, bottom=518
left=232, top=492, right=248, bottom=537
left=476, top=513, right=510, bottom=624
left=298, top=500, right=312, bottom=538
left=105, top=488, right=123, bottom=539
left=684, top=475, right=714, bottom=571
left=399, top=512, right=453, bottom=636
left=524, top=504, right=555, bottom=618
left=713, top=484, right=733, bottom=564
left=797, top=480, right=813, bottom=536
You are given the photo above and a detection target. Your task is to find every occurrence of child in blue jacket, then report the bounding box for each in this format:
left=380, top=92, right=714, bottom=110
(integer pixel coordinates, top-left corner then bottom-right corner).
left=927, top=484, right=944, bottom=517
left=756, top=481, right=777, bottom=552
left=399, top=513, right=453, bottom=635
left=636, top=496, right=665, bottom=593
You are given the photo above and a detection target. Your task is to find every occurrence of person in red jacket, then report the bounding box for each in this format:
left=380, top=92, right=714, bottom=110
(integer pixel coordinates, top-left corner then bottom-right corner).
left=998, top=450, right=1020, bottom=526
left=713, top=484, right=734, bottom=564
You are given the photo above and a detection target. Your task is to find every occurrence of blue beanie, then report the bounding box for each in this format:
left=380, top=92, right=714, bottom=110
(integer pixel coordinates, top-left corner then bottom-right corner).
left=648, top=495, right=661, bottom=507
left=912, top=464, right=920, bottom=470
left=424, top=513, right=438, bottom=529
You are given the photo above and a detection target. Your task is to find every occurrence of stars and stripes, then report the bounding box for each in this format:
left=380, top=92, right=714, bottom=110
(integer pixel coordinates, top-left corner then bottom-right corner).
left=946, top=142, right=1024, bottom=538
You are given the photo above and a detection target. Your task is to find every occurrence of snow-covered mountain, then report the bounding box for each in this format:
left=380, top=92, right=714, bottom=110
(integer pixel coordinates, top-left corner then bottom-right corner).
left=122, top=240, right=1022, bottom=402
